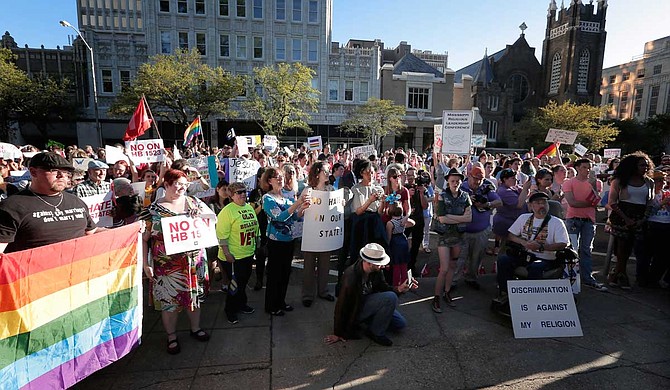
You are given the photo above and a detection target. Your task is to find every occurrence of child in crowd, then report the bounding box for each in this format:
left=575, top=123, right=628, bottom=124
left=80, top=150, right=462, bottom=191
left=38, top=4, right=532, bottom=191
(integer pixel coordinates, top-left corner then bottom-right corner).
left=386, top=201, right=415, bottom=287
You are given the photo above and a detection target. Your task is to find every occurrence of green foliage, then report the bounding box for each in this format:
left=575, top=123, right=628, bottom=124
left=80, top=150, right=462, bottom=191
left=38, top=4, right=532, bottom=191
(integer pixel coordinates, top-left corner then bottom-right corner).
left=340, top=98, right=407, bottom=151
left=242, top=63, right=319, bottom=135
left=109, top=49, right=243, bottom=127
left=511, top=101, right=619, bottom=151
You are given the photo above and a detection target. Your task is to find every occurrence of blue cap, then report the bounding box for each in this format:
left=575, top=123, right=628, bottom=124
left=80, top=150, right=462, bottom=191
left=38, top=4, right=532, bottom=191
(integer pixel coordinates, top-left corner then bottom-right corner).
left=88, top=160, right=109, bottom=169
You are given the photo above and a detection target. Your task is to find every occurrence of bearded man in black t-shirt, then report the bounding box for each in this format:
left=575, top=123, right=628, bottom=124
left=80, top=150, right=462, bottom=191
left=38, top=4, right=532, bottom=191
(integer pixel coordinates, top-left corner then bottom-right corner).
left=0, top=152, right=97, bottom=253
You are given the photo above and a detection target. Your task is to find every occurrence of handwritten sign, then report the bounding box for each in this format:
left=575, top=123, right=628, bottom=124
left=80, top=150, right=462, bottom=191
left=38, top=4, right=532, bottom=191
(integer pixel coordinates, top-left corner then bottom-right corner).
left=442, top=110, right=473, bottom=154
left=507, top=279, right=583, bottom=339
left=350, top=145, right=375, bottom=158
left=433, top=125, right=443, bottom=151
left=308, top=136, right=323, bottom=151
left=0, top=143, right=22, bottom=160
left=104, top=146, right=129, bottom=165
left=263, top=135, right=278, bottom=152
left=301, top=189, right=345, bottom=252
left=81, top=191, right=114, bottom=227
left=603, top=148, right=621, bottom=159
left=545, top=128, right=578, bottom=145
left=160, top=215, right=218, bottom=255
left=124, top=139, right=166, bottom=164
left=223, top=158, right=261, bottom=190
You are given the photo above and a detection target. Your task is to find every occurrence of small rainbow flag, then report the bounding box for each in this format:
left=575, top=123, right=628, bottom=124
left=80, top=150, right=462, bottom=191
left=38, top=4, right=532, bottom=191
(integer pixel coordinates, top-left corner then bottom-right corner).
left=183, top=116, right=202, bottom=147
left=0, top=224, right=142, bottom=389
left=537, top=142, right=560, bottom=158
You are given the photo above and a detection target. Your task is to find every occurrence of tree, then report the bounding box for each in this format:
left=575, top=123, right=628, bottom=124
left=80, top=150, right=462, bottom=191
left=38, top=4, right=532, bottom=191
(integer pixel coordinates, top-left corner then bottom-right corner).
left=511, top=101, right=619, bottom=151
left=109, top=49, right=243, bottom=128
left=0, top=48, right=31, bottom=140
left=242, top=63, right=319, bottom=135
left=340, top=98, right=407, bottom=151
left=645, top=114, right=670, bottom=155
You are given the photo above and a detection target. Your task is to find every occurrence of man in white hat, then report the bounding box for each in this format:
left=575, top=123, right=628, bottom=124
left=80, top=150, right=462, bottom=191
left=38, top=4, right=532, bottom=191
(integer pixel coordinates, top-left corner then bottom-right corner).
left=326, top=243, right=418, bottom=346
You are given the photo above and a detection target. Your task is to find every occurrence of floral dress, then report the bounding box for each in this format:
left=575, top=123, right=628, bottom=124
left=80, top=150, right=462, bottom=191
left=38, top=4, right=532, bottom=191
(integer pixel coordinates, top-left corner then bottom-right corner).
left=142, top=197, right=209, bottom=312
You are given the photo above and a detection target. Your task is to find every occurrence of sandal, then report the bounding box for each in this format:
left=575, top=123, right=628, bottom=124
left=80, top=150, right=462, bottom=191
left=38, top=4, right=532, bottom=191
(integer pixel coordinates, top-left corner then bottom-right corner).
left=189, top=328, right=210, bottom=342
left=167, top=335, right=180, bottom=355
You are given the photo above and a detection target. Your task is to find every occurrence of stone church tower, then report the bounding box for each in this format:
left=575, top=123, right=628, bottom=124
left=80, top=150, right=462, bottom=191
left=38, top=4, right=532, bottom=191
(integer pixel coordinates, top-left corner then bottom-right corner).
left=541, top=0, right=608, bottom=105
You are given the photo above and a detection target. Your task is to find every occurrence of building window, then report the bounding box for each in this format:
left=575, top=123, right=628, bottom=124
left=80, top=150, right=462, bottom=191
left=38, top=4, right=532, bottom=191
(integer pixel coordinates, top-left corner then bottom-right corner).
left=310, top=77, right=319, bottom=99
left=359, top=81, right=369, bottom=102
left=618, top=91, right=628, bottom=119
left=220, top=34, right=230, bottom=57
left=102, top=69, right=113, bottom=93
left=509, top=74, right=529, bottom=103
left=236, top=0, right=246, bottom=17
left=292, top=38, right=301, bottom=61
left=195, top=0, right=205, bottom=14
left=634, top=87, right=643, bottom=115
left=607, top=93, right=614, bottom=105
left=160, top=31, right=171, bottom=54
left=253, top=37, right=263, bottom=59
left=236, top=35, right=247, bottom=58
left=276, top=0, right=285, bottom=20
left=653, top=64, right=662, bottom=75
left=275, top=37, right=286, bottom=60
left=407, top=87, right=430, bottom=110
left=178, top=32, right=189, bottom=50
left=253, top=0, right=263, bottom=18
left=549, top=52, right=561, bottom=94
left=648, top=85, right=660, bottom=117
left=196, top=33, right=206, bottom=55
left=292, top=0, right=301, bottom=21
left=637, top=68, right=645, bottom=78
left=486, top=121, right=498, bottom=141
left=622, top=72, right=630, bottom=81
left=159, top=0, right=169, bottom=12
left=344, top=80, right=354, bottom=101
left=608, top=75, right=616, bottom=84
left=177, top=0, right=187, bottom=13
left=119, top=70, right=131, bottom=91
left=577, top=49, right=589, bottom=93
left=308, top=0, right=317, bottom=23
left=219, top=0, right=229, bottom=16
left=307, top=39, right=317, bottom=62
left=328, top=79, right=338, bottom=101
left=488, top=95, right=499, bottom=111
left=666, top=87, right=670, bottom=114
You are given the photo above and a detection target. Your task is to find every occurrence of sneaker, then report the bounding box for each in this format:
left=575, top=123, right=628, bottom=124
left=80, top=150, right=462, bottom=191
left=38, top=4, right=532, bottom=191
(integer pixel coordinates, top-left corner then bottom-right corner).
left=431, top=296, right=442, bottom=313
left=442, top=291, right=456, bottom=307
left=240, top=305, right=255, bottom=314
left=227, top=314, right=239, bottom=324
left=585, top=281, right=608, bottom=292
left=423, top=247, right=431, bottom=253
left=618, top=274, right=631, bottom=290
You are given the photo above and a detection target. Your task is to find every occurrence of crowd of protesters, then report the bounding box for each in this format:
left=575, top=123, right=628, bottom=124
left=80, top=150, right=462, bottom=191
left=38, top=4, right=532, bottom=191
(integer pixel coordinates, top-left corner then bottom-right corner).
left=1, top=138, right=669, bottom=349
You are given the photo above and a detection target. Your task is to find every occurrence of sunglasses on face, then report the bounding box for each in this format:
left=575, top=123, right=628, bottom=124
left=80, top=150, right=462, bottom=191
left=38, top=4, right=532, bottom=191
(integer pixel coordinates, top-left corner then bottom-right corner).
left=234, top=190, right=246, bottom=195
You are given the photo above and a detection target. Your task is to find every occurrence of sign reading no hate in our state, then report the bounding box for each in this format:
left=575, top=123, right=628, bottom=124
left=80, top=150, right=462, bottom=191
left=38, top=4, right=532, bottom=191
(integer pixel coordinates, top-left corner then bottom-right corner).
left=507, top=279, right=583, bottom=339
left=301, top=189, right=345, bottom=252
left=442, top=110, right=473, bottom=155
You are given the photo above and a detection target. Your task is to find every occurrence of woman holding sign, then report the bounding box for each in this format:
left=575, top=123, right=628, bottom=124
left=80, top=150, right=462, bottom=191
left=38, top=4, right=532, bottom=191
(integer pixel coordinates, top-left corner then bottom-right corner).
left=301, top=162, right=337, bottom=307
left=141, top=169, right=211, bottom=355
left=261, top=167, right=311, bottom=316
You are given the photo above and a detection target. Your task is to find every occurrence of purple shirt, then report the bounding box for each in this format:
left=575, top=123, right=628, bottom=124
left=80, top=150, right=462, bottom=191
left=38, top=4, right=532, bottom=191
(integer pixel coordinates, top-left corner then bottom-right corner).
left=461, top=179, right=500, bottom=233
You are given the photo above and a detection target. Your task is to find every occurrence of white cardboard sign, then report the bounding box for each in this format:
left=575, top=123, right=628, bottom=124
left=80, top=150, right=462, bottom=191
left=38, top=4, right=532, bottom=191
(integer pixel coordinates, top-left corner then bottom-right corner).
left=441, top=110, right=473, bottom=154
left=0, top=143, right=22, bottom=160
left=301, top=189, right=345, bottom=252
left=308, top=136, right=323, bottom=151
left=81, top=191, right=114, bottom=228
left=545, top=128, right=578, bottom=145
left=263, top=135, right=278, bottom=152
left=72, top=158, right=93, bottom=171
left=603, top=148, right=621, bottom=159
left=223, top=157, right=261, bottom=190
left=471, top=133, right=487, bottom=148
left=160, top=215, right=218, bottom=256
left=350, top=145, right=375, bottom=158
left=125, top=139, right=166, bottom=164
left=507, top=279, right=583, bottom=339
left=104, top=146, right=129, bottom=164
left=574, top=143, right=588, bottom=156
left=433, top=124, right=443, bottom=151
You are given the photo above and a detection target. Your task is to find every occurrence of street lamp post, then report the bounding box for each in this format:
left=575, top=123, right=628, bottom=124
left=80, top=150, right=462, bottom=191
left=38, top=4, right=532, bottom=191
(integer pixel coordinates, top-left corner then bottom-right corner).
left=59, top=20, right=103, bottom=147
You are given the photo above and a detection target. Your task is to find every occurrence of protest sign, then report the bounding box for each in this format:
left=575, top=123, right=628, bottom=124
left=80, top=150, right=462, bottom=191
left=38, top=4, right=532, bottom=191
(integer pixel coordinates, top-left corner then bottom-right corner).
left=104, top=145, right=129, bottom=164
left=72, top=157, right=92, bottom=171
left=223, top=158, right=261, bottom=190
left=574, top=143, right=588, bottom=156
left=187, top=156, right=217, bottom=198
left=81, top=191, right=114, bottom=227
left=471, top=133, right=487, bottom=148
left=8, top=170, right=30, bottom=182
left=301, top=189, right=345, bottom=252
left=130, top=182, right=146, bottom=201
left=350, top=145, right=375, bottom=158
left=308, top=136, right=323, bottom=151
left=283, top=147, right=293, bottom=158
left=507, top=279, right=583, bottom=339
left=236, top=136, right=249, bottom=156
left=161, top=214, right=218, bottom=255
left=263, top=135, right=278, bottom=152
left=124, top=139, right=166, bottom=164
left=441, top=110, right=473, bottom=154
left=545, top=128, right=579, bottom=145
left=433, top=125, right=443, bottom=150
left=0, top=143, right=21, bottom=160
left=603, top=148, right=621, bottom=159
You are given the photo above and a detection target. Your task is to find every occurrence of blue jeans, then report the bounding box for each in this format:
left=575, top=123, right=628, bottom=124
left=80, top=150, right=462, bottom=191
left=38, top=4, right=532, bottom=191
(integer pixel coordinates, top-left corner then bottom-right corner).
left=566, top=218, right=597, bottom=284
left=496, top=254, right=557, bottom=293
left=358, top=291, right=407, bottom=337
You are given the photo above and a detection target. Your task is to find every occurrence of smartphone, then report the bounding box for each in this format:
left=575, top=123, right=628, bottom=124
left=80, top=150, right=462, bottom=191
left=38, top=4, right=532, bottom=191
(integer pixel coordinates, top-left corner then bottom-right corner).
left=407, top=269, right=414, bottom=288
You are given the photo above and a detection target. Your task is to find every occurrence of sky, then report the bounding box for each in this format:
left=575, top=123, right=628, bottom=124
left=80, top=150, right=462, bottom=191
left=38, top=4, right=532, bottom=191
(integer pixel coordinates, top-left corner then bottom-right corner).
left=1, top=0, right=668, bottom=70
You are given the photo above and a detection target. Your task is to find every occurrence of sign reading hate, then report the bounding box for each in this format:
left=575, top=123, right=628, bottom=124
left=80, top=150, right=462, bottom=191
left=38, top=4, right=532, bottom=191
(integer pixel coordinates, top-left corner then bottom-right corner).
left=301, top=189, right=345, bottom=252
left=124, top=139, right=166, bottom=164
left=81, top=191, right=114, bottom=228
left=161, top=215, right=218, bottom=255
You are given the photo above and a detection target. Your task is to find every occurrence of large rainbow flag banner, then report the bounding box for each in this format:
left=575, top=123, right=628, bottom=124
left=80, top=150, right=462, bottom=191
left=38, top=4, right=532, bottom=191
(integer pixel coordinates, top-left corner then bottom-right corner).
left=183, top=116, right=202, bottom=147
left=0, top=224, right=143, bottom=389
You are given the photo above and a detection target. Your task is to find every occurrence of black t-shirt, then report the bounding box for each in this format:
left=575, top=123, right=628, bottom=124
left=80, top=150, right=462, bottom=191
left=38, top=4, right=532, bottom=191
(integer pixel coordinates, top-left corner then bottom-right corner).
left=0, top=190, right=96, bottom=253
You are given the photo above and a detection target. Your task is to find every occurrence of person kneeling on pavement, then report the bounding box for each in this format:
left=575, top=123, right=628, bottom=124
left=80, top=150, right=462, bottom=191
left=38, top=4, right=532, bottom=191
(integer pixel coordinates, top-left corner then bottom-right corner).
left=325, top=243, right=418, bottom=347
left=496, top=192, right=570, bottom=298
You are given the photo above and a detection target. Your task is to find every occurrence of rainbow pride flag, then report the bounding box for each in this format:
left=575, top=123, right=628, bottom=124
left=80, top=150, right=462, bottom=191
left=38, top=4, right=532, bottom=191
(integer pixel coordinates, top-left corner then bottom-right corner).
left=183, top=116, right=202, bottom=147
left=0, top=224, right=143, bottom=389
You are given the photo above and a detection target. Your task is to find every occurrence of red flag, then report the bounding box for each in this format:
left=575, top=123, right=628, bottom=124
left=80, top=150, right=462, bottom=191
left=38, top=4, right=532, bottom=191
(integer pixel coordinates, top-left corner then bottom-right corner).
left=537, top=142, right=560, bottom=158
left=122, top=97, right=152, bottom=141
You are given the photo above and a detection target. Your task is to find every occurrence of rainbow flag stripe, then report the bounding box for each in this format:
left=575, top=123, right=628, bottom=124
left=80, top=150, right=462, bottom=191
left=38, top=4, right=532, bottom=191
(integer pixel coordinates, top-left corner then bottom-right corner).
left=0, top=224, right=142, bottom=389
left=183, top=117, right=202, bottom=147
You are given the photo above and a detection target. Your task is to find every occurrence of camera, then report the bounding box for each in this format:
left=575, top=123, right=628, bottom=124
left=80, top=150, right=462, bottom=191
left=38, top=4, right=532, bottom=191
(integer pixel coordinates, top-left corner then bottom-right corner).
left=472, top=194, right=488, bottom=204
left=415, top=171, right=431, bottom=186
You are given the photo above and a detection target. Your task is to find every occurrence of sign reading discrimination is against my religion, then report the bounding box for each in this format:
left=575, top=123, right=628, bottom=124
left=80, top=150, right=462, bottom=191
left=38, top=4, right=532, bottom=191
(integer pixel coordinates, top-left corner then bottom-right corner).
left=301, top=189, right=345, bottom=252
left=441, top=110, right=473, bottom=155
left=507, top=279, right=583, bottom=339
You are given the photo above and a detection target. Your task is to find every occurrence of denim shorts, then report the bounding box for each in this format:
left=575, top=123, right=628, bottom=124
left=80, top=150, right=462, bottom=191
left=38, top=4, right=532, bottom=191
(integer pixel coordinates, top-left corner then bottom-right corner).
left=438, top=232, right=464, bottom=248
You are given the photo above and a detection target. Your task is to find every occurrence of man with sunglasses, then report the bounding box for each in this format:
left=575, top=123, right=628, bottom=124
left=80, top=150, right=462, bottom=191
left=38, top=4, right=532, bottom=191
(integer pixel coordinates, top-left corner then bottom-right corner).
left=0, top=152, right=97, bottom=253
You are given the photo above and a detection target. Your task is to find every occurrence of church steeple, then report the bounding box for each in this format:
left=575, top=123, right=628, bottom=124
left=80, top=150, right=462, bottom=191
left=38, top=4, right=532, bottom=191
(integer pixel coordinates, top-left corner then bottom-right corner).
left=473, top=49, right=494, bottom=86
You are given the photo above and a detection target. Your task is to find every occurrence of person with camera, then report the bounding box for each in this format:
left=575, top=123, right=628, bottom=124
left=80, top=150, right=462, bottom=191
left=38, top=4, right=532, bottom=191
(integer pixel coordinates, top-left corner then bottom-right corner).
left=496, top=192, right=570, bottom=298
left=404, top=167, right=428, bottom=275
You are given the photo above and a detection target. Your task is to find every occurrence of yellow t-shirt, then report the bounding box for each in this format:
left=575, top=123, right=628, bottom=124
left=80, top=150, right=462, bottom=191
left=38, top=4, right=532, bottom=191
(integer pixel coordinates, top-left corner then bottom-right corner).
left=216, top=202, right=259, bottom=260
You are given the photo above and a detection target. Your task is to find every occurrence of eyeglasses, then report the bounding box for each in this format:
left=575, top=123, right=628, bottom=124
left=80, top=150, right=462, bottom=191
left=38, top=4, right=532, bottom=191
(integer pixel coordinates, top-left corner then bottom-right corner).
left=389, top=175, right=398, bottom=179
left=234, top=190, right=246, bottom=195
left=43, top=168, right=72, bottom=178
left=174, top=182, right=190, bottom=188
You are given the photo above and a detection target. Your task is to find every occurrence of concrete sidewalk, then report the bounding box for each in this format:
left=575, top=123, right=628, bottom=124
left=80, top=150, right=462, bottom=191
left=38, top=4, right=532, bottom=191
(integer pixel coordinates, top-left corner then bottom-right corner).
left=74, top=264, right=670, bottom=390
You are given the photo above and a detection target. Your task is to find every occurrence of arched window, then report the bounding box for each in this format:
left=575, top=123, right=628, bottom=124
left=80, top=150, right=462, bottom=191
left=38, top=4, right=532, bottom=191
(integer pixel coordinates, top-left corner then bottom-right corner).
left=508, top=74, right=529, bottom=103
left=549, top=52, right=561, bottom=94
left=486, top=121, right=498, bottom=141
left=577, top=49, right=590, bottom=93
